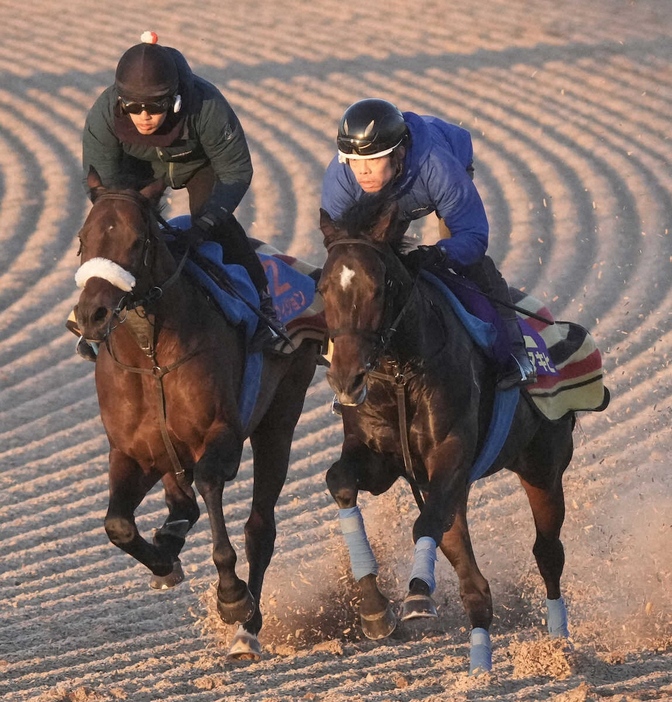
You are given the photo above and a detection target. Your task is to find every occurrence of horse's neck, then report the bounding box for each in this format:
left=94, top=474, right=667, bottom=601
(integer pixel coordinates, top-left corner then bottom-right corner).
left=143, top=248, right=204, bottom=346
left=392, top=279, right=469, bottom=365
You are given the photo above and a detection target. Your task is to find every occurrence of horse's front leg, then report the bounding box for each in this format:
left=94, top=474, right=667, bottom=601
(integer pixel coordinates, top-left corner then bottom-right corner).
left=400, top=439, right=469, bottom=623
left=149, top=471, right=201, bottom=590
left=104, top=448, right=176, bottom=579
left=401, top=437, right=493, bottom=675
left=194, top=436, right=254, bottom=626
left=327, top=435, right=398, bottom=640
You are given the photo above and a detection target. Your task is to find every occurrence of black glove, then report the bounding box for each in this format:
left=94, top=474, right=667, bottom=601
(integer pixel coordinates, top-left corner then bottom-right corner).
left=180, top=214, right=215, bottom=247
left=404, top=245, right=446, bottom=272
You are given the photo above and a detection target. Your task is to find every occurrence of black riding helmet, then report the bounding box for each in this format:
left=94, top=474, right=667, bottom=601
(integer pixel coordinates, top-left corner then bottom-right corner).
left=115, top=33, right=179, bottom=101
left=337, top=98, right=408, bottom=160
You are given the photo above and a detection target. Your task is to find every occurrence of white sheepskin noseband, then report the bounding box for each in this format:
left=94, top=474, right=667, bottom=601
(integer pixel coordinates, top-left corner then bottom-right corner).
left=75, top=257, right=136, bottom=292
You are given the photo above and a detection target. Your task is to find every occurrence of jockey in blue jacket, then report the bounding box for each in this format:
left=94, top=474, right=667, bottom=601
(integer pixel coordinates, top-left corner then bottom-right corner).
left=321, top=98, right=536, bottom=389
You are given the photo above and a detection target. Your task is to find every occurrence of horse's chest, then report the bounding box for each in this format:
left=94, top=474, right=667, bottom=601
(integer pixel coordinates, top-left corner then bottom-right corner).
left=355, top=384, right=413, bottom=452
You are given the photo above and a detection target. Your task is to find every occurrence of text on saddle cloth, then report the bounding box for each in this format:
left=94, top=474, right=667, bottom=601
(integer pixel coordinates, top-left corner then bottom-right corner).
left=166, top=215, right=316, bottom=332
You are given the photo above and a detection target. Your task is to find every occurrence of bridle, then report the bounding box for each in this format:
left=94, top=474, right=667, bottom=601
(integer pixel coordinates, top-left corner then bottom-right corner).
left=324, top=236, right=426, bottom=509
left=79, top=191, right=190, bottom=318
left=324, top=237, right=417, bottom=373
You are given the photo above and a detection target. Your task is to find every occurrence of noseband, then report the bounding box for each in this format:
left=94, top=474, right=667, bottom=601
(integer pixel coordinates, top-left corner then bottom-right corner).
left=325, top=237, right=415, bottom=370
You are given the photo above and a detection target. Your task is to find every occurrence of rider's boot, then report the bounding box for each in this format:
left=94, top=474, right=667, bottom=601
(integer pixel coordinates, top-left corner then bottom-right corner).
left=252, top=289, right=292, bottom=353
left=463, top=256, right=536, bottom=390
left=497, top=313, right=536, bottom=390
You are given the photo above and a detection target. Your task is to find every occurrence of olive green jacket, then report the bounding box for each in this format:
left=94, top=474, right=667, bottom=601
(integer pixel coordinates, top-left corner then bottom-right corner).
left=82, top=50, right=252, bottom=218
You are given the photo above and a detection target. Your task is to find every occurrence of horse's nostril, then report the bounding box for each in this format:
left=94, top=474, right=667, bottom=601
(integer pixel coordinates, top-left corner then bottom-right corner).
left=353, top=372, right=367, bottom=390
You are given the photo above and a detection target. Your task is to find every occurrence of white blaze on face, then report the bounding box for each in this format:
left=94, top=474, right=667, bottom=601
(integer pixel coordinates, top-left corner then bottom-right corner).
left=339, top=265, right=356, bottom=291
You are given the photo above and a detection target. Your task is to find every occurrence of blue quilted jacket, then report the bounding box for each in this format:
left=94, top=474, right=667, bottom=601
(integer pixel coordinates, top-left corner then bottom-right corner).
left=321, top=112, right=489, bottom=267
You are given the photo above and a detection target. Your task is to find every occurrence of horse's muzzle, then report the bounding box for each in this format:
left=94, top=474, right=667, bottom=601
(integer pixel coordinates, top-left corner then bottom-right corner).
left=75, top=279, right=126, bottom=342
left=327, top=368, right=368, bottom=406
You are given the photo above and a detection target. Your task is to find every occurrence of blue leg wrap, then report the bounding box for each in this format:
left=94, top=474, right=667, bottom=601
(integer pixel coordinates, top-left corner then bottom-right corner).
left=339, top=507, right=378, bottom=581
left=408, top=536, right=437, bottom=593
left=546, top=596, right=570, bottom=637
left=469, top=627, right=492, bottom=675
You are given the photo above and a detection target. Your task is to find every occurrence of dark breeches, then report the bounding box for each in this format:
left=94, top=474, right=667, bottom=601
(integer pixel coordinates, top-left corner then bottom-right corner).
left=185, top=165, right=268, bottom=292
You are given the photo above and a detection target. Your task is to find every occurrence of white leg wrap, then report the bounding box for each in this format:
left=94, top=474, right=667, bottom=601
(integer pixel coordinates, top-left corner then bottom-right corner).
left=339, top=506, right=378, bottom=581
left=546, top=596, right=570, bottom=637
left=469, top=627, right=492, bottom=675
left=408, top=536, right=437, bottom=593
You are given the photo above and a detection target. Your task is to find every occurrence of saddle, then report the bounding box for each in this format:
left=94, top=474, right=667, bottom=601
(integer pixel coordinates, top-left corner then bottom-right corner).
left=165, top=219, right=327, bottom=433
left=164, top=216, right=327, bottom=354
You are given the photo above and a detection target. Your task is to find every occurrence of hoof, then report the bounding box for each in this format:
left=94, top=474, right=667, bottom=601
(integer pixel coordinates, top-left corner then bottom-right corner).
left=360, top=604, right=397, bottom=640
left=149, top=561, right=185, bottom=590
left=217, top=589, right=256, bottom=625
left=227, top=626, right=262, bottom=662
left=400, top=594, right=438, bottom=621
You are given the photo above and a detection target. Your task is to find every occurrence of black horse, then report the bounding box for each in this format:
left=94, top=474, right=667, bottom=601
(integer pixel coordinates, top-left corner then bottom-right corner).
left=74, top=171, right=319, bottom=660
left=318, top=197, right=578, bottom=674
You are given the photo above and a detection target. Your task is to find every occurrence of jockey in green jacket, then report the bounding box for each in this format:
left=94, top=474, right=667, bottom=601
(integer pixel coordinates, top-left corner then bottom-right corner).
left=73, top=32, right=283, bottom=359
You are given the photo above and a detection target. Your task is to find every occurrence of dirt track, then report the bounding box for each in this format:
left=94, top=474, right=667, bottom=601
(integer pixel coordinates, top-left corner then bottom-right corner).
left=1, top=1, right=670, bottom=700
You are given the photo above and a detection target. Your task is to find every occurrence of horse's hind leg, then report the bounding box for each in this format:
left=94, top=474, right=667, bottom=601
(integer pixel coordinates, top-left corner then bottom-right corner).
left=194, top=437, right=255, bottom=626
left=225, top=418, right=293, bottom=661
left=438, top=503, right=494, bottom=675
left=517, top=418, right=573, bottom=638
left=228, top=351, right=319, bottom=660
left=149, top=473, right=200, bottom=590
left=518, top=473, right=570, bottom=637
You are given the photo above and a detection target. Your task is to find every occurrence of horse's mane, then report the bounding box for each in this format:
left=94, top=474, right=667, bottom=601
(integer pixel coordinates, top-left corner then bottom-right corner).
left=336, top=192, right=409, bottom=251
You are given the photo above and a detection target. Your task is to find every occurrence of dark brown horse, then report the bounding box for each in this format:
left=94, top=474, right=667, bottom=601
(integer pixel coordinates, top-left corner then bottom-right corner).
left=318, top=197, right=576, bottom=674
left=74, top=171, right=318, bottom=660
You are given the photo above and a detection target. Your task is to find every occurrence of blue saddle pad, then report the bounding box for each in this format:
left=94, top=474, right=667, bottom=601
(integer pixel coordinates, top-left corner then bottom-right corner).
left=420, top=269, right=520, bottom=483
left=166, top=215, right=316, bottom=433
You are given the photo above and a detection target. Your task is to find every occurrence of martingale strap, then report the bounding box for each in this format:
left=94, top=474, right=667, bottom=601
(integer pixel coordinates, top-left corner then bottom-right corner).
left=104, top=313, right=205, bottom=490
left=369, top=363, right=425, bottom=511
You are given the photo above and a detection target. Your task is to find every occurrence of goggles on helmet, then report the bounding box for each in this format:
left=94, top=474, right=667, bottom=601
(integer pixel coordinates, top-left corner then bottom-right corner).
left=337, top=136, right=404, bottom=163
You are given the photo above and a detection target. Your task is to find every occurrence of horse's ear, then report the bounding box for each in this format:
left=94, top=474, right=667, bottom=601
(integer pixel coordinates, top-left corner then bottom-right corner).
left=87, top=166, right=105, bottom=202
left=140, top=177, right=166, bottom=205
left=319, top=208, right=338, bottom=244
left=371, top=199, right=400, bottom=243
